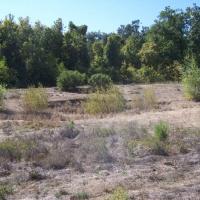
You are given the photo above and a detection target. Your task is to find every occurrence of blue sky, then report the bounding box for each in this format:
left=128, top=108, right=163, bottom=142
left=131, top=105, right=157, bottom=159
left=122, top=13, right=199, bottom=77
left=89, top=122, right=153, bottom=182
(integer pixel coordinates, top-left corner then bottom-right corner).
left=0, top=0, right=198, bottom=32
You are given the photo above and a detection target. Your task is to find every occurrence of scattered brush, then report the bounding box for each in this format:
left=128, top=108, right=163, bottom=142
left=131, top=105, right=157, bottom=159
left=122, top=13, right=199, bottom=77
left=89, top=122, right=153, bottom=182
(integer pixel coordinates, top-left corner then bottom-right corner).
left=127, top=121, right=170, bottom=156
left=0, top=138, right=48, bottom=162
left=109, top=186, right=129, bottom=200
left=84, top=86, right=126, bottom=115
left=0, top=184, right=13, bottom=200
left=22, top=86, right=48, bottom=112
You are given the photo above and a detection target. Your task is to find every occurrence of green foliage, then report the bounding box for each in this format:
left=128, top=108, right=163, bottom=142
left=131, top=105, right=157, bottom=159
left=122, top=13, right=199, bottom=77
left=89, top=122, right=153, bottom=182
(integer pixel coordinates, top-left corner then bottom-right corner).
left=0, top=59, right=9, bottom=85
left=57, top=70, right=86, bottom=91
left=136, top=121, right=169, bottom=156
left=182, top=59, right=200, bottom=101
left=0, top=85, right=6, bottom=110
left=63, top=22, right=89, bottom=73
left=154, top=121, right=169, bottom=141
left=0, top=184, right=13, bottom=200
left=187, top=5, right=200, bottom=65
left=120, top=65, right=140, bottom=83
left=57, top=62, right=65, bottom=74
left=137, top=66, right=164, bottom=83
left=121, top=65, right=163, bottom=83
left=90, top=41, right=107, bottom=74
left=128, top=121, right=170, bottom=156
left=22, top=86, right=48, bottom=112
left=121, top=35, right=142, bottom=68
left=88, top=73, right=113, bottom=90
left=84, top=87, right=126, bottom=114
left=104, top=34, right=122, bottom=81
left=0, top=5, right=199, bottom=86
left=109, top=187, right=128, bottom=200
left=138, top=7, right=186, bottom=81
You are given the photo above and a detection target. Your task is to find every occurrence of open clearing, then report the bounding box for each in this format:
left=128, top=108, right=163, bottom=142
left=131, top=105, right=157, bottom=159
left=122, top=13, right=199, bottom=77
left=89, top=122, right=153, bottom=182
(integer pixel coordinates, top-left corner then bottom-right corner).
left=1, top=83, right=200, bottom=200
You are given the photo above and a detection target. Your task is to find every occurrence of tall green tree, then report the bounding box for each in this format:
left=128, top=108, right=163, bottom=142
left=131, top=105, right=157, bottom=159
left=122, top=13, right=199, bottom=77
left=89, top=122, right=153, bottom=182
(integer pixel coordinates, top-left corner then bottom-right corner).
left=62, top=22, right=90, bottom=73
left=186, top=4, right=200, bottom=65
left=0, top=15, right=25, bottom=86
left=90, top=41, right=107, bottom=74
left=104, top=34, right=122, bottom=81
left=139, top=7, right=187, bottom=80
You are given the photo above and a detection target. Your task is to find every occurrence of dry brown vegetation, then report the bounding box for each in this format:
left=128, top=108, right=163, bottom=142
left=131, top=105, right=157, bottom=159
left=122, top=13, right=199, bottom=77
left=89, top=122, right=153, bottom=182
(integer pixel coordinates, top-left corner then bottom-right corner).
left=0, top=83, right=200, bottom=199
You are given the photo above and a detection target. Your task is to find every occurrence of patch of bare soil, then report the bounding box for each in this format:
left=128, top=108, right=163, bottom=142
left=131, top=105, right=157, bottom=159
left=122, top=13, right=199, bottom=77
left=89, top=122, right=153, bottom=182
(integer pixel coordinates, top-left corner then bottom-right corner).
left=1, top=83, right=200, bottom=200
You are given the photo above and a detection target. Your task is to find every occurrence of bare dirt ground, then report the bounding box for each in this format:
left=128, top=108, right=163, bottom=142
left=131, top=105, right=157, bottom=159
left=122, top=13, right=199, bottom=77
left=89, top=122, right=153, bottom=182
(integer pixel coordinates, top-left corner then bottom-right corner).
left=1, top=83, right=200, bottom=200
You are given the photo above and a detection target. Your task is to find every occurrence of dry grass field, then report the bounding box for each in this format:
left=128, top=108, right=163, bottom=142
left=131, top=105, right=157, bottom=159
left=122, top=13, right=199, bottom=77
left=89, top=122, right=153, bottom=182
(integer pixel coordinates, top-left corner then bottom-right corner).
left=0, top=83, right=200, bottom=200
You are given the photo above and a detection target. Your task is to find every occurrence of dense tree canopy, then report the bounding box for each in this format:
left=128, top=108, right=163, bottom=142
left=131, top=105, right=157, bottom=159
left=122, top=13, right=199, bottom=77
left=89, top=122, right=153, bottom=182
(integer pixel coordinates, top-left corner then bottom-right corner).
left=0, top=5, right=199, bottom=87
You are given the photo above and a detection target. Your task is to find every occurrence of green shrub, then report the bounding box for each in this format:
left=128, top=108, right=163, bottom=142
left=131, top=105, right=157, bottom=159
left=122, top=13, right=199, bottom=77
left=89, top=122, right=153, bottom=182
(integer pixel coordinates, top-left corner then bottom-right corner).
left=73, top=192, right=89, bottom=200
left=57, top=70, right=86, bottom=91
left=23, top=86, right=48, bottom=112
left=84, top=87, right=126, bottom=114
left=0, top=85, right=6, bottom=110
left=164, top=61, right=182, bottom=81
left=147, top=121, right=169, bottom=155
left=0, top=139, right=45, bottom=162
left=109, top=187, right=128, bottom=200
left=0, top=59, right=9, bottom=85
left=89, top=73, right=112, bottom=90
left=154, top=121, right=169, bottom=141
left=0, top=139, right=22, bottom=161
left=138, top=66, right=164, bottom=83
left=120, top=65, right=140, bottom=84
left=182, top=60, right=200, bottom=101
left=128, top=122, right=170, bottom=156
left=121, top=65, right=163, bottom=84
left=0, top=184, right=13, bottom=200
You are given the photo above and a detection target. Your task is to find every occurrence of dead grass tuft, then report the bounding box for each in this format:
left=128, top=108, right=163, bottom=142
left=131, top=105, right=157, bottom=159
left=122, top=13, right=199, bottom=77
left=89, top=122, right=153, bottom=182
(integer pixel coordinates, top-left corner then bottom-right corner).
left=133, top=87, right=157, bottom=111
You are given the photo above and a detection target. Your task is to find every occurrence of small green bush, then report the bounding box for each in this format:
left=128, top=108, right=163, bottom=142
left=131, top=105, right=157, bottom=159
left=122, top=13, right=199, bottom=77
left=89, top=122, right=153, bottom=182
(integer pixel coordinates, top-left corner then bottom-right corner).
left=84, top=87, right=126, bottom=114
left=0, top=184, right=13, bottom=200
left=120, top=65, right=140, bottom=84
left=182, top=60, right=200, bottom=101
left=128, top=122, right=170, bottom=156
left=0, top=85, right=6, bottom=110
left=23, top=86, right=48, bottom=112
left=0, top=138, right=47, bottom=162
left=57, top=70, right=86, bottom=91
left=109, top=187, right=128, bottom=200
left=0, top=139, right=22, bottom=161
left=89, top=73, right=112, bottom=90
left=154, top=121, right=169, bottom=141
